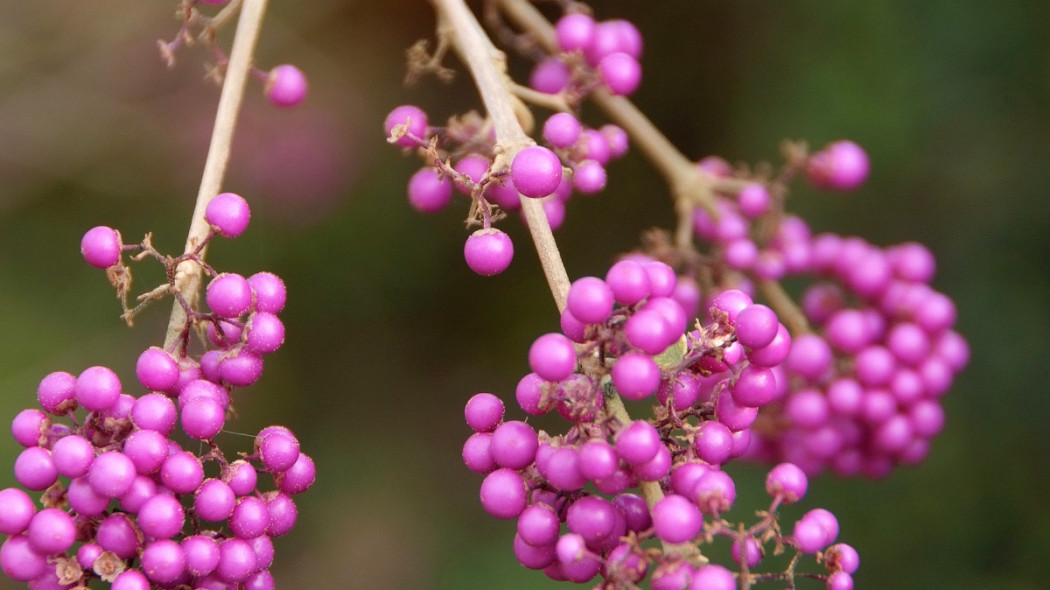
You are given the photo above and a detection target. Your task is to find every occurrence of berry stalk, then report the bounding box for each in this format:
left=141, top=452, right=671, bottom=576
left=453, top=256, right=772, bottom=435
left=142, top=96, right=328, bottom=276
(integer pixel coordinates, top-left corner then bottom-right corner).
left=164, top=0, right=269, bottom=350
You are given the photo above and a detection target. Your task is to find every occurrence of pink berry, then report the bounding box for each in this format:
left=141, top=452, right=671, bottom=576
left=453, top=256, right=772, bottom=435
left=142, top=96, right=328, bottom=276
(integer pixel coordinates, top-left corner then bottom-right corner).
left=205, top=193, right=251, bottom=237
left=407, top=167, right=453, bottom=214
left=206, top=273, right=254, bottom=318
left=384, top=105, right=428, bottom=148
left=265, top=64, right=308, bottom=108
left=807, top=140, right=870, bottom=191
left=511, top=146, right=563, bottom=198
left=80, top=226, right=122, bottom=268
left=464, top=229, right=513, bottom=276
left=599, top=52, right=642, bottom=95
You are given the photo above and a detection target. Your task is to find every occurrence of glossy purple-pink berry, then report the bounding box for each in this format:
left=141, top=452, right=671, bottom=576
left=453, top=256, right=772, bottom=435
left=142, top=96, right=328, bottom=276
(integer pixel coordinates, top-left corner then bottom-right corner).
left=206, top=192, right=251, bottom=237
left=464, top=228, right=513, bottom=276
left=265, top=64, right=307, bottom=108
left=511, top=146, right=563, bottom=198
left=384, top=105, right=428, bottom=148
left=81, top=225, right=122, bottom=268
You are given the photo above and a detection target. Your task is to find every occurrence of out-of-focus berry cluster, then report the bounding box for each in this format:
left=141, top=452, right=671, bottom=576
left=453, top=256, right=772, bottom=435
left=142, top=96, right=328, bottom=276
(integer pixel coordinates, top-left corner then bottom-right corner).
left=682, top=142, right=968, bottom=478
left=0, top=194, right=315, bottom=589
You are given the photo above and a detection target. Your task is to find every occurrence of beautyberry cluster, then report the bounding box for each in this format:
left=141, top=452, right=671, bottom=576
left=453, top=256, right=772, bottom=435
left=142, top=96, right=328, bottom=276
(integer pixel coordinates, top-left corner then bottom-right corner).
left=681, top=142, right=968, bottom=477
left=385, top=10, right=647, bottom=276
left=463, top=262, right=859, bottom=588
left=1, top=194, right=315, bottom=589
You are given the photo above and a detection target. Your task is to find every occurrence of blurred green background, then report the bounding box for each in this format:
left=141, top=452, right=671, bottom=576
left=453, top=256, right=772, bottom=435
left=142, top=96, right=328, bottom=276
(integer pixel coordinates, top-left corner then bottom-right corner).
left=1, top=1, right=1047, bottom=588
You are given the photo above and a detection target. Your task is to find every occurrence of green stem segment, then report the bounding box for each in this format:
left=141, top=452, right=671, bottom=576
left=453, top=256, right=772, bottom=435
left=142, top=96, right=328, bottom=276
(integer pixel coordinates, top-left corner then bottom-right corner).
left=163, top=0, right=269, bottom=351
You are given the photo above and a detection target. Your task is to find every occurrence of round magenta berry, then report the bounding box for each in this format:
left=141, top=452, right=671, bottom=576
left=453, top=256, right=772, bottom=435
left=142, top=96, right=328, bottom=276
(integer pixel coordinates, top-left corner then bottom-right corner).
left=207, top=273, right=254, bottom=318
left=807, top=140, right=870, bottom=191
left=75, top=365, right=121, bottom=412
left=161, top=451, right=205, bottom=494
left=734, top=304, right=779, bottom=349
left=566, top=276, right=614, bottom=324
left=245, top=312, right=285, bottom=354
left=11, top=409, right=47, bottom=448
left=264, top=492, right=298, bottom=537
left=88, top=451, right=136, bottom=498
left=652, top=494, right=702, bottom=544
left=543, top=112, right=582, bottom=148
left=489, top=421, right=538, bottom=470
left=80, top=225, right=122, bottom=269
left=97, top=513, right=141, bottom=559
left=14, top=447, right=56, bottom=491
left=130, top=392, right=177, bottom=435
left=248, top=272, right=287, bottom=313
left=141, top=540, right=187, bottom=584
left=265, top=64, right=307, bottom=108
left=195, top=479, right=236, bottom=522
left=599, top=52, right=642, bottom=95
left=182, top=397, right=226, bottom=440
left=138, top=493, right=185, bottom=539
left=528, top=333, right=576, bottom=382
left=766, top=462, right=808, bottom=503
left=37, top=371, right=77, bottom=415
left=230, top=496, right=269, bottom=539
left=0, top=489, right=35, bottom=536
left=407, top=167, right=453, bottom=214
left=462, top=432, right=495, bottom=474
left=136, top=347, right=180, bottom=392
left=605, top=259, right=650, bottom=305
left=511, top=146, right=563, bottom=198
left=205, top=192, right=251, bottom=238
left=275, top=452, right=315, bottom=494
left=529, top=57, right=570, bottom=93
left=216, top=538, right=257, bottom=583
left=611, top=353, right=660, bottom=400
left=555, top=13, right=596, bottom=52
left=51, top=434, right=93, bottom=478
left=257, top=429, right=300, bottom=473
left=384, top=105, right=428, bottom=148
left=219, top=349, right=265, bottom=387
left=464, top=228, right=513, bottom=276
left=464, top=393, right=504, bottom=432
left=0, top=535, right=48, bottom=582
left=691, top=564, right=736, bottom=590
left=480, top=468, right=527, bottom=519
left=615, top=420, right=661, bottom=465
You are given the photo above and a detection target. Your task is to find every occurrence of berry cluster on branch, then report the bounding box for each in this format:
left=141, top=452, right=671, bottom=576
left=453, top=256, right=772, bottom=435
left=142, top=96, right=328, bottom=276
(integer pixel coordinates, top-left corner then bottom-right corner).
left=384, top=1, right=969, bottom=589
left=1, top=1, right=316, bottom=588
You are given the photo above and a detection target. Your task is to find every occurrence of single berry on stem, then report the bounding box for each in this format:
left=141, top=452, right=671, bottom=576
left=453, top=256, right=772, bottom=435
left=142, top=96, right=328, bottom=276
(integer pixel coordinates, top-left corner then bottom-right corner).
left=265, top=64, right=308, bottom=108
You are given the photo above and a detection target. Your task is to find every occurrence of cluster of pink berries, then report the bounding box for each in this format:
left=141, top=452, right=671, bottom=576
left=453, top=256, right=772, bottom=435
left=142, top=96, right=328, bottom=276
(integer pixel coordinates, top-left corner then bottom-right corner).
left=384, top=10, right=646, bottom=277
left=686, top=142, right=968, bottom=477
left=535, top=13, right=645, bottom=97
left=0, top=194, right=314, bottom=589
left=462, top=261, right=859, bottom=588
left=385, top=104, right=629, bottom=276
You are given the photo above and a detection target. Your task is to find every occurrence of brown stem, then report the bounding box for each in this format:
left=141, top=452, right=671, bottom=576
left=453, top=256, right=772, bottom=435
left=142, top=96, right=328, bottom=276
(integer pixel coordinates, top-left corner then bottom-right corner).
left=430, top=0, right=570, bottom=311
left=163, top=0, right=269, bottom=351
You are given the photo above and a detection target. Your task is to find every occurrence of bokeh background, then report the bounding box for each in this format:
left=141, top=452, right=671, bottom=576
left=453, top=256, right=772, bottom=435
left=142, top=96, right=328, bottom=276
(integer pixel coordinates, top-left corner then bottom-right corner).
left=1, top=1, right=1047, bottom=588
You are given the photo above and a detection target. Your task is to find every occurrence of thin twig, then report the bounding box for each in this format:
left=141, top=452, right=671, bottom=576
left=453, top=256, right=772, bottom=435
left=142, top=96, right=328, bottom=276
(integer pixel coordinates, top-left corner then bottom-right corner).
left=163, top=0, right=269, bottom=350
